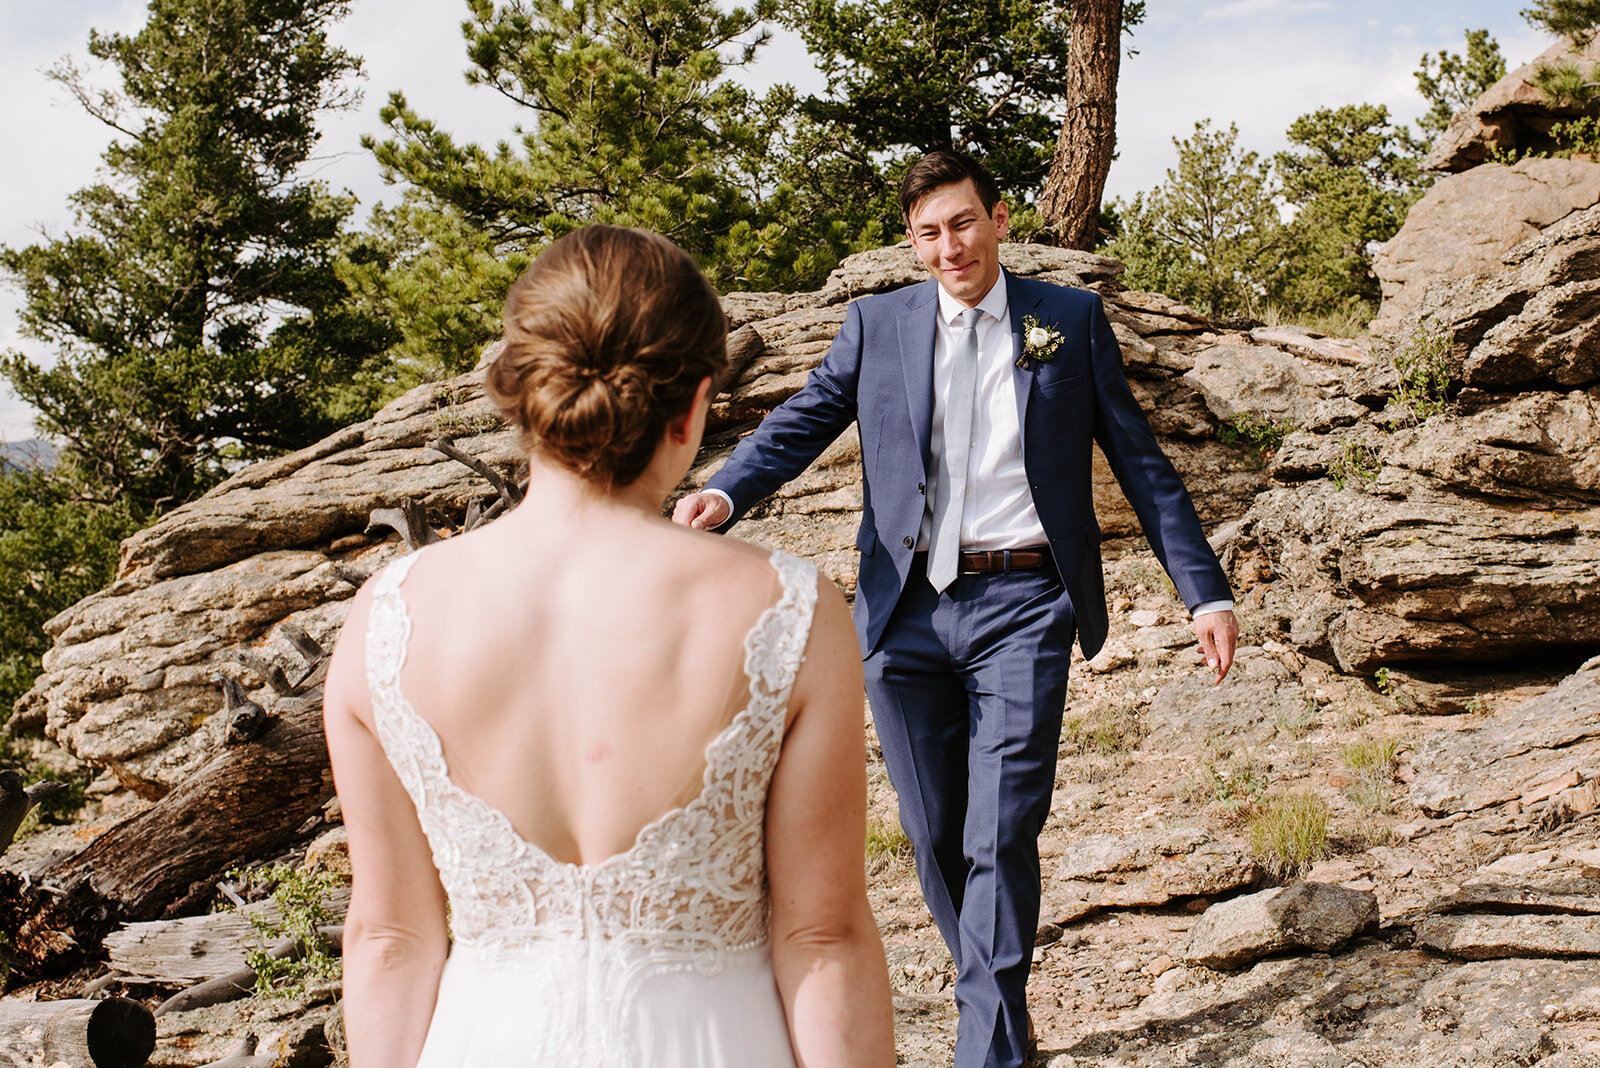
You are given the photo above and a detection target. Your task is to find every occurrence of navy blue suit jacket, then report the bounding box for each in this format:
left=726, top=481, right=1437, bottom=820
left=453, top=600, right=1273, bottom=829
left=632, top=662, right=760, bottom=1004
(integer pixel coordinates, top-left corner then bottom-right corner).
left=707, top=271, right=1232, bottom=659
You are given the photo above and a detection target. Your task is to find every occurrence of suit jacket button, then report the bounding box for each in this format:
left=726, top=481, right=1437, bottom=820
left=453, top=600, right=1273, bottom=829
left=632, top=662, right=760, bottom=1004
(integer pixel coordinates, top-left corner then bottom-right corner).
left=903, top=536, right=914, bottom=548
left=918, top=482, right=925, bottom=494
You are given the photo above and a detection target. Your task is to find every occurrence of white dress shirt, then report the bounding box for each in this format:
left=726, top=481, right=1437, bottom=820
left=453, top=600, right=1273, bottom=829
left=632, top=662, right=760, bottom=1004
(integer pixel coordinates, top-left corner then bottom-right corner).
left=916, top=275, right=1044, bottom=551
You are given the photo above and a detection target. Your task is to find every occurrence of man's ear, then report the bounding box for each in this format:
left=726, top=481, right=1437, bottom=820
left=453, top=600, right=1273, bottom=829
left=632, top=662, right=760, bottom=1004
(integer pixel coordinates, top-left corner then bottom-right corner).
left=993, top=200, right=1010, bottom=239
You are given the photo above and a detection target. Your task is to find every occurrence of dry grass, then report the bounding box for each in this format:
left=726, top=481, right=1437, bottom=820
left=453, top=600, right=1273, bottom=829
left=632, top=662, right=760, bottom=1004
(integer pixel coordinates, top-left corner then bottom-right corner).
left=1247, top=788, right=1331, bottom=878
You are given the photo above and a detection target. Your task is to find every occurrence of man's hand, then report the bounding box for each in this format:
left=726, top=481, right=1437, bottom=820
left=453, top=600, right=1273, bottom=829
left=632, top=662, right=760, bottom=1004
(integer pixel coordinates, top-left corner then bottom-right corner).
left=1194, top=610, right=1239, bottom=684
left=671, top=491, right=731, bottom=531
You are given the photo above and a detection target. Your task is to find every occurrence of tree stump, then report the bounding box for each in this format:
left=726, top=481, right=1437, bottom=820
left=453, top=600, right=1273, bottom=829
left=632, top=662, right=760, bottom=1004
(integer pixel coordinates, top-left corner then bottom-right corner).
left=0, top=997, right=155, bottom=1068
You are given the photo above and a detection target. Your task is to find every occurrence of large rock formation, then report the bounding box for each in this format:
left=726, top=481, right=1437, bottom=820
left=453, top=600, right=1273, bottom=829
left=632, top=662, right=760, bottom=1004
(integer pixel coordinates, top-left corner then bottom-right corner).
left=1370, top=158, right=1600, bottom=334
left=1425, top=36, right=1600, bottom=173
left=1223, top=202, right=1600, bottom=674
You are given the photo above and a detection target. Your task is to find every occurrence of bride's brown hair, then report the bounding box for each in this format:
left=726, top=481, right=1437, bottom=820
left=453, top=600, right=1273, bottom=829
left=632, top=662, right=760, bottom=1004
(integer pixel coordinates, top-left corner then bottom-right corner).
left=487, top=225, right=729, bottom=488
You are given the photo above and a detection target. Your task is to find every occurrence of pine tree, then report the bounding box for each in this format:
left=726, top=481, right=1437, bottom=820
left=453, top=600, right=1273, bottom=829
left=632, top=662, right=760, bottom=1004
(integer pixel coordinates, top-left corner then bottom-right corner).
left=1102, top=121, right=1283, bottom=317
left=1272, top=105, right=1428, bottom=317
left=1523, top=0, right=1600, bottom=43
left=354, top=0, right=779, bottom=376
left=1415, top=29, right=1507, bottom=140
left=1039, top=0, right=1143, bottom=249
left=0, top=0, right=394, bottom=516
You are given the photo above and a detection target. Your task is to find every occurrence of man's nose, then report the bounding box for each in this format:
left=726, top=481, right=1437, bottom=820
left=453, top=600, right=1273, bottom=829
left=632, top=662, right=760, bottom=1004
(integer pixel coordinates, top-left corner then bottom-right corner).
left=936, top=229, right=960, bottom=259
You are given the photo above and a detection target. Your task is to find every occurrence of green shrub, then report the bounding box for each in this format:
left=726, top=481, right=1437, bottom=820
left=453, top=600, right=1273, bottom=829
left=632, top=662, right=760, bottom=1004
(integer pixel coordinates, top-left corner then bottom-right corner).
left=1329, top=437, right=1382, bottom=490
left=1247, top=788, right=1330, bottom=878
left=1217, top=413, right=1296, bottom=467
left=1388, top=332, right=1453, bottom=424
left=223, top=864, right=343, bottom=998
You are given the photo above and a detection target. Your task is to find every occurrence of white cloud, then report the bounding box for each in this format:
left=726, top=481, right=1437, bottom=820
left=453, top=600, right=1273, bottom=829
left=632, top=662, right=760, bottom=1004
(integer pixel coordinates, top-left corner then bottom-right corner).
left=1203, top=0, right=1331, bottom=20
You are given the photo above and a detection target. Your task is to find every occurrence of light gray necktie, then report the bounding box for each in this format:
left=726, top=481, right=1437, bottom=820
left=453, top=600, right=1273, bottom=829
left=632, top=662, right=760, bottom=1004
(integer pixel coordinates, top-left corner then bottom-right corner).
left=927, top=308, right=983, bottom=593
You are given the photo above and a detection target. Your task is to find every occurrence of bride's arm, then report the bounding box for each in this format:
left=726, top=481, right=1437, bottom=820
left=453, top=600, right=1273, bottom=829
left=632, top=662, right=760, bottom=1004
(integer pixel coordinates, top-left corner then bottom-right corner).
left=767, top=576, right=895, bottom=1067
left=324, top=585, right=450, bottom=1068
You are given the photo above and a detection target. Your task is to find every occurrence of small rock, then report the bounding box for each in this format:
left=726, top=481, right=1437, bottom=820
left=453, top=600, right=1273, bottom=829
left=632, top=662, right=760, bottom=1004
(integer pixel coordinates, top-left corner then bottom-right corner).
left=1144, top=954, right=1175, bottom=977
left=1182, top=882, right=1379, bottom=969
left=1113, top=958, right=1139, bottom=974
left=1129, top=609, right=1162, bottom=628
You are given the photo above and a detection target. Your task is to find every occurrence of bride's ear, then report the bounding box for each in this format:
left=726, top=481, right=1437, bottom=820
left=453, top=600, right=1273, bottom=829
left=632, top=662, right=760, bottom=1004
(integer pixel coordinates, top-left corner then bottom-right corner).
left=667, top=377, right=714, bottom=444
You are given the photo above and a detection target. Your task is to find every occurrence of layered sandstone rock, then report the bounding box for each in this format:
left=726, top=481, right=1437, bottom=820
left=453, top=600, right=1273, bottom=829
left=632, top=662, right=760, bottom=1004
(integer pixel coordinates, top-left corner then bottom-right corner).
left=1424, top=36, right=1600, bottom=173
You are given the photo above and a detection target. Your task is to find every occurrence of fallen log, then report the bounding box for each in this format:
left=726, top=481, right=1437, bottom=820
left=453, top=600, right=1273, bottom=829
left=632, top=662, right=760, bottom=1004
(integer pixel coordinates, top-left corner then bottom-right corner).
left=105, top=891, right=349, bottom=984
left=155, top=924, right=343, bottom=1016
left=4, top=701, right=334, bottom=973
left=0, top=996, right=154, bottom=1068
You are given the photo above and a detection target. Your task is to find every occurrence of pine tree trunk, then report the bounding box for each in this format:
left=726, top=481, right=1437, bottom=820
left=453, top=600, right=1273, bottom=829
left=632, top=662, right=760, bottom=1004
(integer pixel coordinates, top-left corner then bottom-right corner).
left=1040, top=0, right=1124, bottom=250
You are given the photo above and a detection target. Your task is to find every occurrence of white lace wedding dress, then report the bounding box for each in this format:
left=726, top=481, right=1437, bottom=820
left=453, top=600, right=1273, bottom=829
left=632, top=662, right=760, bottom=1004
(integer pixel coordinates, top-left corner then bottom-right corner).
left=365, top=549, right=816, bottom=1067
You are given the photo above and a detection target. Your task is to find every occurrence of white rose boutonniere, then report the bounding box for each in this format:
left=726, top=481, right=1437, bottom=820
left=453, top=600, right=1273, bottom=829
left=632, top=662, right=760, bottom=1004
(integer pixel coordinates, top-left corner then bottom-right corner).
left=1017, top=315, right=1064, bottom=370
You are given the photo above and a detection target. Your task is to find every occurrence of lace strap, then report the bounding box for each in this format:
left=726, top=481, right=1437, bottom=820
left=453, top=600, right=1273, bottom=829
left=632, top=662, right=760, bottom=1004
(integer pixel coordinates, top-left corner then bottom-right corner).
left=740, top=550, right=820, bottom=730
left=363, top=551, right=431, bottom=806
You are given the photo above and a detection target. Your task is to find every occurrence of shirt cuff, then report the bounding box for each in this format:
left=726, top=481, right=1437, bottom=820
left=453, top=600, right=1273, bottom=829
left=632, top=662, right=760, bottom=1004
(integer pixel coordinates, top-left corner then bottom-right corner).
left=1191, top=600, right=1234, bottom=618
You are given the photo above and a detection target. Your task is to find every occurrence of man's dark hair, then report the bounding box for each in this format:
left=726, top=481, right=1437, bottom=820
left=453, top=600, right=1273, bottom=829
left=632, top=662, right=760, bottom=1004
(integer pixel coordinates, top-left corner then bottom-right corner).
left=899, top=150, right=1003, bottom=222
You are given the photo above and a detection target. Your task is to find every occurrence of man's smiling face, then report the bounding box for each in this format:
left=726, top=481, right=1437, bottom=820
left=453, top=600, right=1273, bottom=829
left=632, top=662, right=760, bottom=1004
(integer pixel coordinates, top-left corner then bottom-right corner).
left=905, top=177, right=1009, bottom=308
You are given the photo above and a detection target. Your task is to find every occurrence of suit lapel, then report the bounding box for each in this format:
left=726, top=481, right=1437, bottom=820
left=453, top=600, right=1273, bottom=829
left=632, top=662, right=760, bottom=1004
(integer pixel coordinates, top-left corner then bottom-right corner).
left=1008, top=272, right=1041, bottom=448
left=898, top=282, right=940, bottom=469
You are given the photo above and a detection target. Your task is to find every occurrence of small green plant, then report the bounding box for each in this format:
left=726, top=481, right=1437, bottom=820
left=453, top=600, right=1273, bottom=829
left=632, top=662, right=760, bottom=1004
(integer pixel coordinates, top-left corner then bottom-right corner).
left=1372, top=667, right=1392, bottom=696
left=865, top=817, right=912, bottom=864
left=223, top=865, right=343, bottom=998
left=431, top=383, right=502, bottom=439
left=1063, top=699, right=1146, bottom=757
left=1463, top=693, right=1491, bottom=715
left=1181, top=746, right=1271, bottom=817
left=1388, top=332, right=1453, bottom=424
left=1341, top=736, right=1401, bottom=774
left=1329, top=437, right=1382, bottom=490
left=1247, top=789, right=1330, bottom=878
left=1217, top=413, right=1296, bottom=468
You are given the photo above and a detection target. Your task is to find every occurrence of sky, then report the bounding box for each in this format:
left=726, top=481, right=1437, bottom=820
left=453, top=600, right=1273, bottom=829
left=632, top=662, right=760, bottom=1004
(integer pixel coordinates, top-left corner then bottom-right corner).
left=0, top=1, right=1554, bottom=442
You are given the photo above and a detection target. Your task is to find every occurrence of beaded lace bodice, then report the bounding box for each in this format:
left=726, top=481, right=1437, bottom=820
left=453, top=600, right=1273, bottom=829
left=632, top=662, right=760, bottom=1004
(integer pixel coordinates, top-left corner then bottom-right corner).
left=364, top=548, right=818, bottom=976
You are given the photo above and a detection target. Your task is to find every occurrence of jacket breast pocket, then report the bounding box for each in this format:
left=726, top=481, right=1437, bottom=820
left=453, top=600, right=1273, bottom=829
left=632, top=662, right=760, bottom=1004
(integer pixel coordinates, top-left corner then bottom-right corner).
left=856, top=526, right=878, bottom=556
left=1037, top=373, right=1086, bottom=399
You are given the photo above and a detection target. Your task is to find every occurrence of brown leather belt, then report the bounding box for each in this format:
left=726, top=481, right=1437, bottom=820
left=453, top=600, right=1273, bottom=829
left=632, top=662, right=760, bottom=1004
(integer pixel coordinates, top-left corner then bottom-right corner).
left=956, top=547, right=1051, bottom=574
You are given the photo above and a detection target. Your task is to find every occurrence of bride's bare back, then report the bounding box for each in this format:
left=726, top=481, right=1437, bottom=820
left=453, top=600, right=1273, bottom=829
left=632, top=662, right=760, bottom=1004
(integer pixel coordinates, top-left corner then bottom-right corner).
left=393, top=501, right=788, bottom=867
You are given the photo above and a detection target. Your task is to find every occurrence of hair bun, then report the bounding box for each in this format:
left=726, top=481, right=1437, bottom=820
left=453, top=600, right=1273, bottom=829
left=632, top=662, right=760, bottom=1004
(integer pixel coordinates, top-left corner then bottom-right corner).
left=486, top=226, right=729, bottom=487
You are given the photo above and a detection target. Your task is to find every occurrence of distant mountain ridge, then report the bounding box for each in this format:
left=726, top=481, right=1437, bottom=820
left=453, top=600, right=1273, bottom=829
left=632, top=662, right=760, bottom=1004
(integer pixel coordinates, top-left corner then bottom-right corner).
left=0, top=438, right=58, bottom=472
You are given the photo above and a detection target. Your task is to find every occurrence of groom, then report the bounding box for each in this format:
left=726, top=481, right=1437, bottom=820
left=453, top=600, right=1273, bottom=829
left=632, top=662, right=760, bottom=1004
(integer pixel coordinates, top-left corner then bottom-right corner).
left=675, top=149, right=1236, bottom=1067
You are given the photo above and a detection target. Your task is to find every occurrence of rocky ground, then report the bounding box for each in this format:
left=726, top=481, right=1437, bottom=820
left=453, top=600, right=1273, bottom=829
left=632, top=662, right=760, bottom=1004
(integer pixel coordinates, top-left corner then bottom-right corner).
left=865, top=546, right=1600, bottom=1067
left=10, top=536, right=1596, bottom=1067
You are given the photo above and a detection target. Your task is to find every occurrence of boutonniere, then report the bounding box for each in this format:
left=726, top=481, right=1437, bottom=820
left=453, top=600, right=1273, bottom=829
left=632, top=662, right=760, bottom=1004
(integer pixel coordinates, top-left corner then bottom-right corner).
left=1017, top=315, right=1064, bottom=370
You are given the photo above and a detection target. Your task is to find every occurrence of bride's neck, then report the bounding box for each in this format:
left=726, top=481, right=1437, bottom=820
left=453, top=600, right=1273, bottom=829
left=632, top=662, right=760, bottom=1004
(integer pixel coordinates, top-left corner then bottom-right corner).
left=518, top=455, right=670, bottom=523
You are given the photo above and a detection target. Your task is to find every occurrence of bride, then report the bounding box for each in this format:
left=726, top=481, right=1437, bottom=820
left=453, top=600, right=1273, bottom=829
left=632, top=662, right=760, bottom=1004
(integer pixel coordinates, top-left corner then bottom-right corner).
left=323, top=225, right=895, bottom=1066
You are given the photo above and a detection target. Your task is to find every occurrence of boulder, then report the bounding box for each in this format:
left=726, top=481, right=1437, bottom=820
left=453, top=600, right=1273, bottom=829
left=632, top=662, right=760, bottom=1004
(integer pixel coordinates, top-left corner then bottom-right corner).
left=1425, top=36, right=1600, bottom=173
left=1371, top=159, right=1600, bottom=335
left=1385, top=389, right=1600, bottom=501
left=1394, top=202, right=1600, bottom=390
left=1181, top=343, right=1367, bottom=433
left=1223, top=479, right=1600, bottom=672
left=1410, top=657, right=1600, bottom=816
left=1046, top=828, right=1261, bottom=924
left=1182, top=882, right=1378, bottom=969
